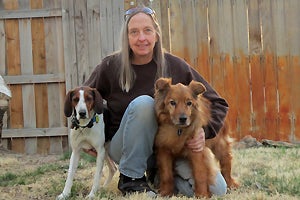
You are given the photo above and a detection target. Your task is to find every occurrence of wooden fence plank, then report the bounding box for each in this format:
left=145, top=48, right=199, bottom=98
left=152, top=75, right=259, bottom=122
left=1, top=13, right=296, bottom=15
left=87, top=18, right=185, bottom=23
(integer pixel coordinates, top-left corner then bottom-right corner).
left=62, top=135, right=69, bottom=152
left=260, top=0, right=279, bottom=141
left=18, top=0, right=30, bottom=9
left=180, top=0, right=198, bottom=67
left=219, top=0, right=237, bottom=135
left=290, top=56, right=300, bottom=142
left=52, top=3, right=67, bottom=130
left=286, top=1, right=300, bottom=142
left=43, top=0, right=65, bottom=154
left=273, top=0, right=291, bottom=141
left=3, top=74, right=65, bottom=84
left=19, top=0, right=37, bottom=155
left=0, top=7, right=11, bottom=132
left=216, top=0, right=233, bottom=97
left=25, top=138, right=37, bottom=155
left=62, top=0, right=77, bottom=90
left=208, top=0, right=224, bottom=94
left=0, top=20, right=5, bottom=75
left=49, top=136, right=63, bottom=154
left=5, top=0, right=24, bottom=130
left=87, top=0, right=101, bottom=73
left=37, top=137, right=50, bottom=155
left=44, top=16, right=62, bottom=128
left=11, top=137, right=25, bottom=153
left=61, top=0, right=76, bottom=144
left=2, top=127, right=68, bottom=138
left=55, top=12, right=67, bottom=129
left=99, top=0, right=113, bottom=58
left=232, top=0, right=251, bottom=139
left=112, top=0, right=124, bottom=50
left=194, top=0, right=210, bottom=82
left=169, top=0, right=184, bottom=59
left=19, top=18, right=36, bottom=129
left=31, top=0, right=49, bottom=129
left=248, top=0, right=264, bottom=140
left=0, top=8, right=62, bottom=19
left=60, top=83, right=67, bottom=127
left=74, top=0, right=89, bottom=85
left=158, top=0, right=170, bottom=51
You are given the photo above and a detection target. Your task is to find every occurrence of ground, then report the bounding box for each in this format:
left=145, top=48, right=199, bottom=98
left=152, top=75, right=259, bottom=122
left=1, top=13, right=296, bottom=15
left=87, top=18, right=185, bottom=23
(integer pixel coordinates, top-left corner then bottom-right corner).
left=1, top=139, right=300, bottom=200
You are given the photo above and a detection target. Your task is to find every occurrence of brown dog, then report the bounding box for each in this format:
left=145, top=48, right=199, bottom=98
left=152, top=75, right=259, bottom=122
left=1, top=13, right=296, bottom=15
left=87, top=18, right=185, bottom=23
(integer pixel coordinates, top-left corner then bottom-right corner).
left=154, top=78, right=238, bottom=198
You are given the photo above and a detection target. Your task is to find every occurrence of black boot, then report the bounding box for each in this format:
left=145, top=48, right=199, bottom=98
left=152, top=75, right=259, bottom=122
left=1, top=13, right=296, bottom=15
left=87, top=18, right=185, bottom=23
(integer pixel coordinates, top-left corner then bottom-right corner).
left=118, top=173, right=156, bottom=197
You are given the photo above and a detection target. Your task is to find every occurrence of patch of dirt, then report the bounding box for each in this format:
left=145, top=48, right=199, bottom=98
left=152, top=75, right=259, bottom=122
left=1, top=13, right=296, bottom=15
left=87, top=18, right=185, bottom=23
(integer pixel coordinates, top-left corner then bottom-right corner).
left=0, top=146, right=120, bottom=200
left=0, top=147, right=61, bottom=175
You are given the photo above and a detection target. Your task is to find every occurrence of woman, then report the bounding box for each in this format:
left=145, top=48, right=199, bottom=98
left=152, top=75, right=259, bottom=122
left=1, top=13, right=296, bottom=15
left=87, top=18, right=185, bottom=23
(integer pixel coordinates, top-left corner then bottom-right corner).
left=84, top=6, right=228, bottom=197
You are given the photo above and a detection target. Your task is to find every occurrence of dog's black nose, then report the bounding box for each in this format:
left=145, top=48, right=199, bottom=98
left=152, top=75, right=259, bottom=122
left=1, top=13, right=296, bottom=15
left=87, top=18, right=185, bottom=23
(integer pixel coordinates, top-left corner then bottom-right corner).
left=78, top=110, right=86, bottom=118
left=179, top=116, right=187, bottom=124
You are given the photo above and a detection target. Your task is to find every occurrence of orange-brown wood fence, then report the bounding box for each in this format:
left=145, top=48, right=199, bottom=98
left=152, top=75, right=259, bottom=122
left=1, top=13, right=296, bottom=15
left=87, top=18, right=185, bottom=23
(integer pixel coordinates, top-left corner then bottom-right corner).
left=0, top=0, right=299, bottom=154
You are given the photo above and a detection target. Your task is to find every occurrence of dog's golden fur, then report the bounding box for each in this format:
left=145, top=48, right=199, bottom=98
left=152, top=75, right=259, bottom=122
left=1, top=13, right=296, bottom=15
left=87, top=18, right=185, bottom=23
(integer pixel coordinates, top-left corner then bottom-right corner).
left=154, top=78, right=238, bottom=198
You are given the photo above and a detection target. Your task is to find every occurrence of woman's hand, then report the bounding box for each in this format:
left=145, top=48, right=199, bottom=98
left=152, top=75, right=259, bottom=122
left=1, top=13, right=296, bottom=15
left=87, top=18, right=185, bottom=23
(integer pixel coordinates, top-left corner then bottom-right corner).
left=186, top=128, right=205, bottom=152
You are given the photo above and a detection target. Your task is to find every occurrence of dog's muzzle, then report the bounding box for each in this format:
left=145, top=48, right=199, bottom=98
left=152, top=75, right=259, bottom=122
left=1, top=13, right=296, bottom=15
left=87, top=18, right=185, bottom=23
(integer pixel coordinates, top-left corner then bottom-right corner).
left=78, top=110, right=87, bottom=119
left=179, top=115, right=187, bottom=125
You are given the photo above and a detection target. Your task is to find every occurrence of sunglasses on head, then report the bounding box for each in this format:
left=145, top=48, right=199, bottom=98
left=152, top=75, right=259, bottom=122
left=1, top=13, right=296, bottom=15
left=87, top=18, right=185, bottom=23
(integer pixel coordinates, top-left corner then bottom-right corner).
left=124, top=6, right=156, bottom=20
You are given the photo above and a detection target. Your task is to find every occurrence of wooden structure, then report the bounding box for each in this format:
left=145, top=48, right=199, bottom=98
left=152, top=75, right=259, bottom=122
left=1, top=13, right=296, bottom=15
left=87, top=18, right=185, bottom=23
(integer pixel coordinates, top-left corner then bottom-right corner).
left=0, top=0, right=299, bottom=154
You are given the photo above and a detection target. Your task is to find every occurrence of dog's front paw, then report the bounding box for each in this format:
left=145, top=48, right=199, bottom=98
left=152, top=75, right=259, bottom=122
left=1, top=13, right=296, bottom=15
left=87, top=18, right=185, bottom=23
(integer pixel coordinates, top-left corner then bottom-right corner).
left=56, top=193, right=69, bottom=200
left=159, top=186, right=174, bottom=197
left=227, top=178, right=240, bottom=189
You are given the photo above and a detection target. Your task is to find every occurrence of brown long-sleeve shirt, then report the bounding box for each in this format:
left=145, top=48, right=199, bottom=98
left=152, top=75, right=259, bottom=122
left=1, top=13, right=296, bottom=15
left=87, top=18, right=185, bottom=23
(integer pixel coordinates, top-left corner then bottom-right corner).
left=84, top=52, right=228, bottom=141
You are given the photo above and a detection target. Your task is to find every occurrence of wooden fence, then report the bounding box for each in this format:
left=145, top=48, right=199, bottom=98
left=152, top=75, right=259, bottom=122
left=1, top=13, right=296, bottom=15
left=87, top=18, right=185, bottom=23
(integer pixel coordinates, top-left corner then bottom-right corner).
left=0, top=0, right=299, bottom=154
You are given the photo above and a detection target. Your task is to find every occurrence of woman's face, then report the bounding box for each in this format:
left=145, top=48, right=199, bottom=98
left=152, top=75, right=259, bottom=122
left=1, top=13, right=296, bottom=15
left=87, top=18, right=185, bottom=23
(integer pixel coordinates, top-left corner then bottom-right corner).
left=127, top=12, right=158, bottom=63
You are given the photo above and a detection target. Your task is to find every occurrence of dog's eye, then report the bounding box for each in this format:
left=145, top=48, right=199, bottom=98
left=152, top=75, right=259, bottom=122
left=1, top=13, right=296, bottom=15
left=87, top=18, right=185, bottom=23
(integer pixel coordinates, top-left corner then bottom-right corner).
left=170, top=100, right=176, bottom=106
left=72, top=97, right=79, bottom=103
left=186, top=101, right=192, bottom=106
left=86, top=96, right=93, bottom=102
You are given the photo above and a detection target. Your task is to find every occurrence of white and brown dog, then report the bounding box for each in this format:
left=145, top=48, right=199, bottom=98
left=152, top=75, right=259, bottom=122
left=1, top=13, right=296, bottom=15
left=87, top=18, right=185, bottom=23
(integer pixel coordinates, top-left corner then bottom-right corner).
left=57, top=86, right=116, bottom=200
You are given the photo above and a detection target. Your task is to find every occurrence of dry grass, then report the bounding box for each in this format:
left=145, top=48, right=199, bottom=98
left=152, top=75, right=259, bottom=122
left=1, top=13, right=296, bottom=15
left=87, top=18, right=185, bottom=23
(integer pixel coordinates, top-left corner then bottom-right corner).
left=0, top=146, right=299, bottom=200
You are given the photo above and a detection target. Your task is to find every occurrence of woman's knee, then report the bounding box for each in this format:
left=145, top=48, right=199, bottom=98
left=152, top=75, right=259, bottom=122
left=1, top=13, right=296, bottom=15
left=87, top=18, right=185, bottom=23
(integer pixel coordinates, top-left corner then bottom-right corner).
left=128, top=95, right=155, bottom=119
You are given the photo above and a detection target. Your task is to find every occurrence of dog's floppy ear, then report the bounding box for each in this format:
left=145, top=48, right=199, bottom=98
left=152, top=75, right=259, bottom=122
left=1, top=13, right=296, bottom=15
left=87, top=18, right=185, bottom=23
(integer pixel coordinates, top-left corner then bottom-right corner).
left=155, top=78, right=172, bottom=92
left=64, top=89, right=75, bottom=117
left=92, top=88, right=103, bottom=114
left=189, top=80, right=206, bottom=97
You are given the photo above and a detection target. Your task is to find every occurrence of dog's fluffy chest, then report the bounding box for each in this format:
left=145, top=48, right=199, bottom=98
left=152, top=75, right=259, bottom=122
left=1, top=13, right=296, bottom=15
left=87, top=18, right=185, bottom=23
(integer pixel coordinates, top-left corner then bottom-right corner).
left=155, top=124, right=197, bottom=155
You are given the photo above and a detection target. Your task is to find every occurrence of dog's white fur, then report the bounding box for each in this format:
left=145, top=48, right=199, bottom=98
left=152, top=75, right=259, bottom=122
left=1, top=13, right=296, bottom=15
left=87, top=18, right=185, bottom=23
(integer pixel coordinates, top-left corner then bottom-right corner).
left=57, top=86, right=116, bottom=200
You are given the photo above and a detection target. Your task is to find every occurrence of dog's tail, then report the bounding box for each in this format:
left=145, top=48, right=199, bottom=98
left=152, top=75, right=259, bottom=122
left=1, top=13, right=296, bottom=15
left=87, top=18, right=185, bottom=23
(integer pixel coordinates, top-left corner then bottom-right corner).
left=218, top=121, right=235, bottom=143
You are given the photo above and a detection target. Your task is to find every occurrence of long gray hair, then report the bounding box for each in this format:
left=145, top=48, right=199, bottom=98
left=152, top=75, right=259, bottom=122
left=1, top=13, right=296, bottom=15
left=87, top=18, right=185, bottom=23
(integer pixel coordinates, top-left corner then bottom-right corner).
left=116, top=7, right=167, bottom=92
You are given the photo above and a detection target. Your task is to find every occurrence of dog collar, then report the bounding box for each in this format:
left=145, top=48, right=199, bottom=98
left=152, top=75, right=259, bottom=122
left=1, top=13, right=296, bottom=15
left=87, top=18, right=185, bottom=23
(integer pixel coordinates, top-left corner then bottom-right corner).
left=71, top=112, right=98, bottom=130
